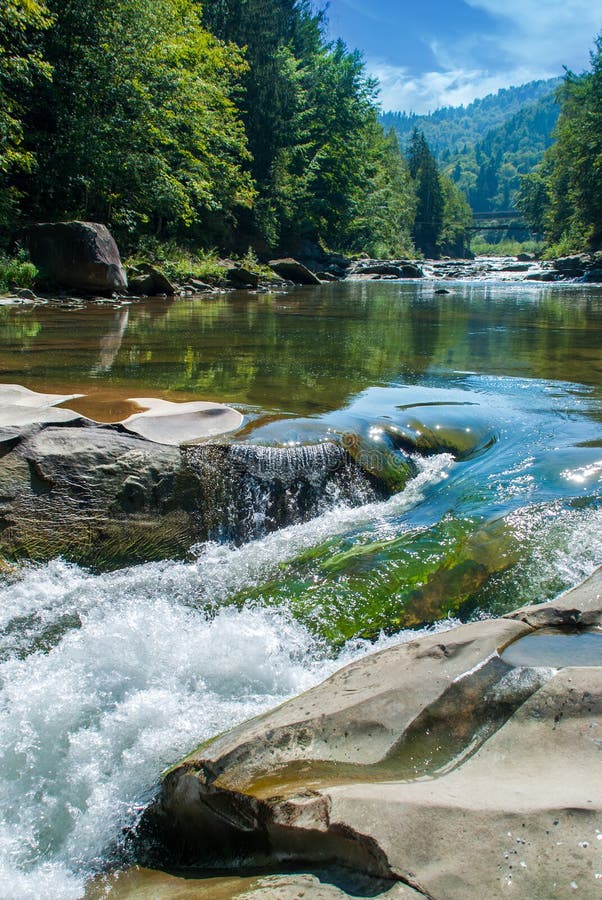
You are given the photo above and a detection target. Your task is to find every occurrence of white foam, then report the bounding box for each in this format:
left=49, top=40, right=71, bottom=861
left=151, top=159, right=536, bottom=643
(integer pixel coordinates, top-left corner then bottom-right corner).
left=0, top=457, right=454, bottom=899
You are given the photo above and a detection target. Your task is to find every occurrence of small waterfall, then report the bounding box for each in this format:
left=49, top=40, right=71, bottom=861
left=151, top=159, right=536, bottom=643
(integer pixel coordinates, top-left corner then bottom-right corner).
left=185, top=442, right=387, bottom=543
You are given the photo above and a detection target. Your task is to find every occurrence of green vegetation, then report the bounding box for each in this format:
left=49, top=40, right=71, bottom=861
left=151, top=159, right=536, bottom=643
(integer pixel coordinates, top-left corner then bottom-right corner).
left=0, top=0, right=426, bottom=261
left=0, top=0, right=477, bottom=266
left=518, top=35, right=602, bottom=253
left=0, top=252, right=38, bottom=292
left=381, top=79, right=560, bottom=161
left=447, top=92, right=559, bottom=213
left=0, top=0, right=52, bottom=243
left=383, top=77, right=562, bottom=254
left=469, top=238, right=543, bottom=257
left=403, top=128, right=472, bottom=258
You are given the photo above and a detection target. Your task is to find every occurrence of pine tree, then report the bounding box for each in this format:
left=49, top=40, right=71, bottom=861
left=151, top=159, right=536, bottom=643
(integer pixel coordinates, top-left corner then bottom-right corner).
left=406, top=129, right=444, bottom=257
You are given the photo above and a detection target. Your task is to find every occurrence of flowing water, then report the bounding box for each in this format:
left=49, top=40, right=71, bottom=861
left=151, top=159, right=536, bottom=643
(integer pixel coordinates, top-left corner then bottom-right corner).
left=0, top=280, right=601, bottom=897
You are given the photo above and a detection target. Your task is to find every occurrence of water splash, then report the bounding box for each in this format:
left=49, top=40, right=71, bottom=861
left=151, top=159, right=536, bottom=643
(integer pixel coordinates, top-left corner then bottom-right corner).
left=186, top=441, right=387, bottom=543
left=0, top=562, right=455, bottom=899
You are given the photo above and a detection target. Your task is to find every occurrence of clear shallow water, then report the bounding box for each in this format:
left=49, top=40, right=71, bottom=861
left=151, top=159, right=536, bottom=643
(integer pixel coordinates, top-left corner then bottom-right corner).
left=0, top=281, right=602, bottom=896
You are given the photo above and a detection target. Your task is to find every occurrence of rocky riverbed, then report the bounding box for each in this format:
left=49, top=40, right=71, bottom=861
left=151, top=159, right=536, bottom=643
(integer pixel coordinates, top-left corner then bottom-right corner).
left=3, top=243, right=602, bottom=307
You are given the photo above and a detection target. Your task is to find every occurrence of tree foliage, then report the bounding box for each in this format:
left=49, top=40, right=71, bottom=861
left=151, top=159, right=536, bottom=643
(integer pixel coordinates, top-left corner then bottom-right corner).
left=0, top=0, right=431, bottom=257
left=21, top=0, right=254, bottom=244
left=406, top=129, right=445, bottom=256
left=0, top=0, right=52, bottom=235
left=447, top=93, right=559, bottom=213
left=517, top=34, right=602, bottom=251
left=381, top=79, right=560, bottom=160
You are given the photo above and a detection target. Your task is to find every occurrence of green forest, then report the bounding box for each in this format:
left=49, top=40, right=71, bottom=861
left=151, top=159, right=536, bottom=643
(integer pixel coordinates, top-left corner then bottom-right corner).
left=0, top=1, right=600, bottom=270
left=380, top=79, right=560, bottom=161
left=0, top=0, right=416, bottom=260
left=517, top=35, right=602, bottom=254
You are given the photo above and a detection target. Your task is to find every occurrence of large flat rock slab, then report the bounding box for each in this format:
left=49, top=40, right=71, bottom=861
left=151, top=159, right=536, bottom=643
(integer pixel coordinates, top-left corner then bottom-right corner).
left=0, top=383, right=84, bottom=428
left=121, top=398, right=243, bottom=445
left=326, top=666, right=602, bottom=898
left=146, top=570, right=602, bottom=898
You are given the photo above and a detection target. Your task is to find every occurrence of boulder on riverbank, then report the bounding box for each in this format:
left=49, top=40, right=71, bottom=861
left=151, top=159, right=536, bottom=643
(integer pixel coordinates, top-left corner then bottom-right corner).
left=268, top=258, right=322, bottom=285
left=144, top=570, right=602, bottom=899
left=128, top=264, right=177, bottom=296
left=28, top=221, right=128, bottom=293
left=350, top=261, right=423, bottom=278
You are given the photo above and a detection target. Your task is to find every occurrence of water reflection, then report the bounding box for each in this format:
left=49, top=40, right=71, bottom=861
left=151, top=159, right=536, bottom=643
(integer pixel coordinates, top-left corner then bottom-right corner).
left=0, top=282, right=600, bottom=416
left=93, top=308, right=129, bottom=374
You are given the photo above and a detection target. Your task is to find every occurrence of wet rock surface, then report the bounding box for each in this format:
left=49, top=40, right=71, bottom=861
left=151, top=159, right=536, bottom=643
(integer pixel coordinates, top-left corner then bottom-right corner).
left=0, top=424, right=399, bottom=564
left=141, top=569, right=602, bottom=899
left=0, top=425, right=201, bottom=565
left=88, top=867, right=421, bottom=899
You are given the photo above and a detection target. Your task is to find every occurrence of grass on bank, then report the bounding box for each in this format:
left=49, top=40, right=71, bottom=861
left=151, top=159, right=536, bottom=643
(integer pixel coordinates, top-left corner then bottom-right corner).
left=470, top=237, right=544, bottom=257
left=0, top=253, right=38, bottom=294
left=125, top=239, right=274, bottom=283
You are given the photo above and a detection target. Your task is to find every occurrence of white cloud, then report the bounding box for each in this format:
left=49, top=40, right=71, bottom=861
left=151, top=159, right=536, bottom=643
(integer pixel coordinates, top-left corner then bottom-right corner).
left=373, top=1, right=600, bottom=112
left=466, top=0, right=600, bottom=72
left=371, top=61, right=559, bottom=114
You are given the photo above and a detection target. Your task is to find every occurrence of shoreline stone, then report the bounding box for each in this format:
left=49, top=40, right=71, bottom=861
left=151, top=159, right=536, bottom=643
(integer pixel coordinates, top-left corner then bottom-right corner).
left=28, top=221, right=128, bottom=293
left=140, top=568, right=602, bottom=899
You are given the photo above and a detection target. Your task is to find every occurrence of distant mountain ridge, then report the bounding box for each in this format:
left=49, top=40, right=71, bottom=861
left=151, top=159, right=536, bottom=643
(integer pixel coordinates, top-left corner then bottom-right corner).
left=446, top=91, right=560, bottom=212
left=380, top=78, right=561, bottom=161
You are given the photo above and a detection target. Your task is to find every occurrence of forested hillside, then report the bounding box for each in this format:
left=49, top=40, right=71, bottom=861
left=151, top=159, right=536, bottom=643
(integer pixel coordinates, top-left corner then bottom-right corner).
left=0, top=0, right=419, bottom=258
left=518, top=35, right=602, bottom=252
left=445, top=92, right=560, bottom=212
left=380, top=79, right=560, bottom=161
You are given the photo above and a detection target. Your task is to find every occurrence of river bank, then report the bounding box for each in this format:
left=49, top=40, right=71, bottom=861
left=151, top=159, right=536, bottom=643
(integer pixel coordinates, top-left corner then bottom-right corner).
left=2, top=250, right=602, bottom=307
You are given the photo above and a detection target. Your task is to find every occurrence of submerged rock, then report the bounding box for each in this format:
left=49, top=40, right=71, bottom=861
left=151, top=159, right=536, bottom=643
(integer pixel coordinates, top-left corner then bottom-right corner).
left=142, top=570, right=602, bottom=899
left=28, top=221, right=128, bottom=292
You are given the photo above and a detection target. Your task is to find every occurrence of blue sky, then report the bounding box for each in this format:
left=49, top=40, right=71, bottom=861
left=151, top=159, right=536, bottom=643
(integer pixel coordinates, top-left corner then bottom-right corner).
left=324, top=1, right=601, bottom=112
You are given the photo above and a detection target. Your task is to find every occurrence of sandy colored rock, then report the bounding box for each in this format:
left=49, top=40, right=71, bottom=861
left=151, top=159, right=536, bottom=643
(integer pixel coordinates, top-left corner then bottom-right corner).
left=147, top=571, right=602, bottom=899
left=121, top=397, right=244, bottom=445
left=505, top=565, right=602, bottom=627
left=87, top=867, right=420, bottom=899
left=170, top=617, right=530, bottom=788
left=326, top=666, right=602, bottom=899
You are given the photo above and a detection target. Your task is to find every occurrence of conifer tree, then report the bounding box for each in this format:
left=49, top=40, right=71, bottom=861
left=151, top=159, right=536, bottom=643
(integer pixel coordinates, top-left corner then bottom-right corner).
left=406, top=129, right=444, bottom=256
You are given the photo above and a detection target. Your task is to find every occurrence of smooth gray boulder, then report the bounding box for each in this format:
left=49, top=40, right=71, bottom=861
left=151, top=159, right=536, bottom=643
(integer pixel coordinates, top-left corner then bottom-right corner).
left=28, top=221, right=128, bottom=292
left=146, top=570, right=602, bottom=899
left=0, top=426, right=201, bottom=565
